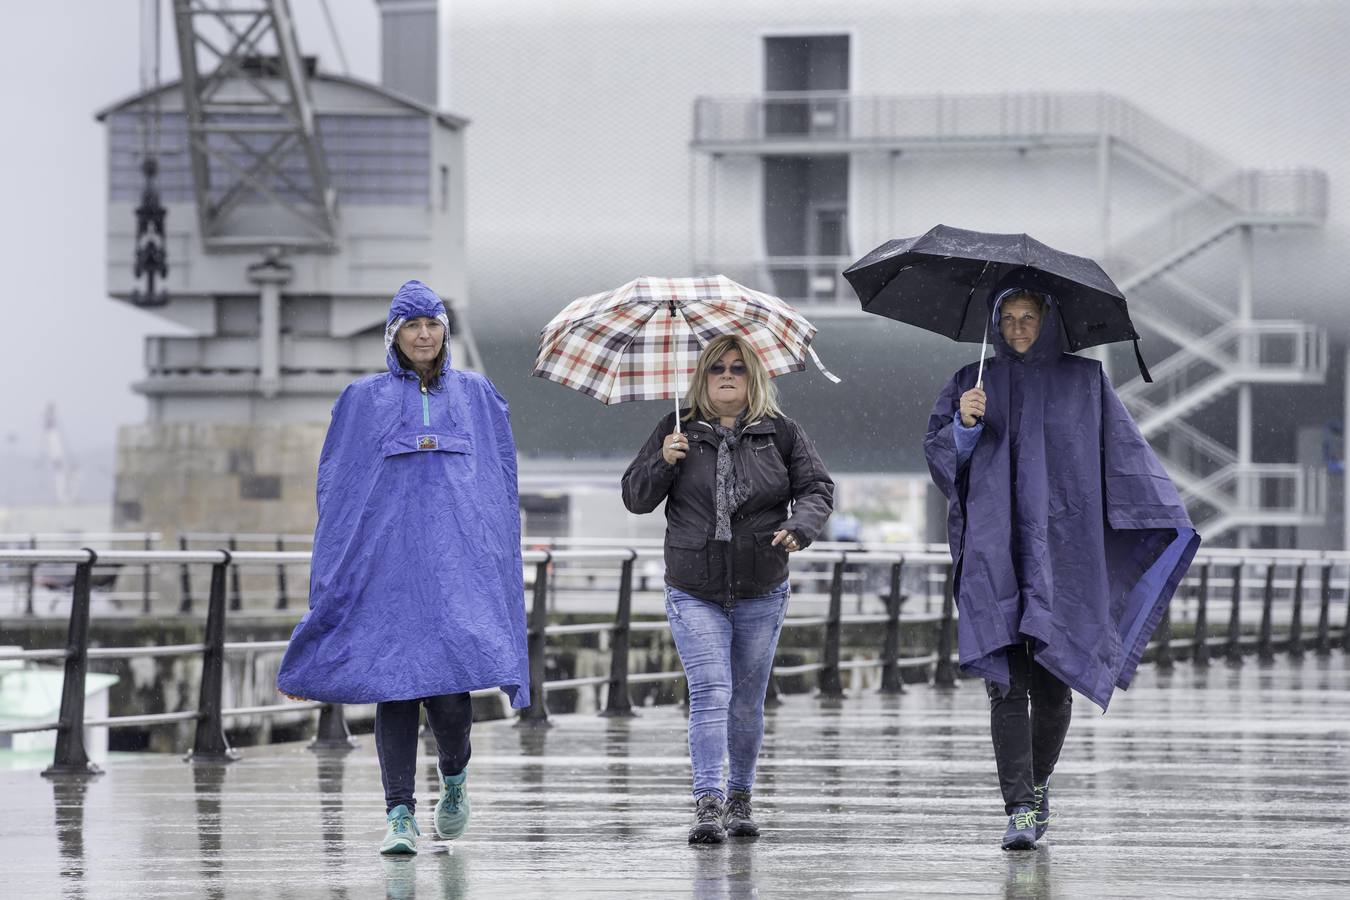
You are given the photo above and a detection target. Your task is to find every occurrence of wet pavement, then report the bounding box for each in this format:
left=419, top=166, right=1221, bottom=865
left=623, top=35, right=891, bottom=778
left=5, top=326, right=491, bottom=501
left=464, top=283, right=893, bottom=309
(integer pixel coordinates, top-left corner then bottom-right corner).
left=3, top=654, right=1349, bottom=899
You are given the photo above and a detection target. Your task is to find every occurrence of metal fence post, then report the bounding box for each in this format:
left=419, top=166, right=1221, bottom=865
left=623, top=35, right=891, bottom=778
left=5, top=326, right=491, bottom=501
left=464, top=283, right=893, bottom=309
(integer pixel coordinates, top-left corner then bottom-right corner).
left=142, top=533, right=153, bottom=615
left=188, top=552, right=239, bottom=762
left=1226, top=563, right=1244, bottom=666
left=1315, top=562, right=1332, bottom=656
left=880, top=560, right=906, bottom=695
left=518, top=554, right=552, bottom=726
left=1257, top=562, right=1276, bottom=663
left=818, top=558, right=845, bottom=698
left=275, top=535, right=289, bottom=611
left=1288, top=563, right=1306, bottom=658
left=179, top=534, right=194, bottom=613
left=601, top=551, right=637, bottom=718
left=43, top=549, right=101, bottom=778
left=934, top=563, right=958, bottom=687
left=1193, top=564, right=1211, bottom=666
left=1154, top=604, right=1174, bottom=671
left=227, top=537, right=242, bottom=612
left=1342, top=563, right=1350, bottom=653
left=309, top=704, right=357, bottom=751
left=24, top=535, right=37, bottom=617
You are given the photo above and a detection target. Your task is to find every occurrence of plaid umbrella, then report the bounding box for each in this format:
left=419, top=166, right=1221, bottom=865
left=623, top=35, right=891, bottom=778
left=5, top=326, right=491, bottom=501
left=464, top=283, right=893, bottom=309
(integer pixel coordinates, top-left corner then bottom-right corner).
left=533, top=275, right=837, bottom=423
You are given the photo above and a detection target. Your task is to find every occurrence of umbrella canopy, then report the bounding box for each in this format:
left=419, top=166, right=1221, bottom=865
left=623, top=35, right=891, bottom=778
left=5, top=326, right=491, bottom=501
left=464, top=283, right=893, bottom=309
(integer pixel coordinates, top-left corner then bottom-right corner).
left=843, top=224, right=1150, bottom=380
left=532, top=275, right=836, bottom=409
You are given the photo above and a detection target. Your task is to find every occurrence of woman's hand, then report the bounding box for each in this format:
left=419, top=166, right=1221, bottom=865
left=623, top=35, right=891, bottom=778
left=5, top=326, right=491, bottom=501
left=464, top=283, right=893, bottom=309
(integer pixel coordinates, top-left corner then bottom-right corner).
left=661, top=429, right=689, bottom=466
left=278, top=689, right=309, bottom=702
left=772, top=530, right=801, bottom=552
left=958, top=387, right=986, bottom=427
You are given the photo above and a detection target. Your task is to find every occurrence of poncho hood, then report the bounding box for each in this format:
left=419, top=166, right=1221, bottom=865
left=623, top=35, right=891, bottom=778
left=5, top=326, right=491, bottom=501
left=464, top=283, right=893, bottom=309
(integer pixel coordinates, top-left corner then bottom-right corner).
left=384, top=279, right=453, bottom=379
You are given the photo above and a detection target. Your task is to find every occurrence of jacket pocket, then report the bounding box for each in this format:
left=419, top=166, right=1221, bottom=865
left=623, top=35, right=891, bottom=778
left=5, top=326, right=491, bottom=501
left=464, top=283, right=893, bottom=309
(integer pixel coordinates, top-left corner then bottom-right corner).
left=379, top=431, right=473, bottom=458
left=665, top=533, right=708, bottom=584
left=753, top=531, right=789, bottom=587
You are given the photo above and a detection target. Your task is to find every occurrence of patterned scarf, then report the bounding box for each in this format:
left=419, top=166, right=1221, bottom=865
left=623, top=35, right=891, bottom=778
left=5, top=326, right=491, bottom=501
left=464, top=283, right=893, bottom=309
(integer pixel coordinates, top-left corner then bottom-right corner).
left=711, top=415, right=751, bottom=541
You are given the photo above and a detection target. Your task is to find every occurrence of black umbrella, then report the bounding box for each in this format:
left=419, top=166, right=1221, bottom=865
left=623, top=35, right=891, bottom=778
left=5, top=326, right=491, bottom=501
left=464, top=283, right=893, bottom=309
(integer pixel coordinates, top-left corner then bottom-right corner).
left=843, top=224, right=1151, bottom=382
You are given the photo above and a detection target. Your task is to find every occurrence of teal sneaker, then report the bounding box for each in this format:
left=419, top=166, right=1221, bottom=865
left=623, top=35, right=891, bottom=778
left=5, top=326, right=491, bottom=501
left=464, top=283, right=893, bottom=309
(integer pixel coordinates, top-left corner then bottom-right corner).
left=380, top=804, right=420, bottom=855
left=434, top=768, right=471, bottom=839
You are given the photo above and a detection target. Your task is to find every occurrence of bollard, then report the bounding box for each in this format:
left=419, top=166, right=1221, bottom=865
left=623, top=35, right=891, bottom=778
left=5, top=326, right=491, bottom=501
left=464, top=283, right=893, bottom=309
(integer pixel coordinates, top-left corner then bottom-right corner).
left=179, top=534, right=194, bottom=613
left=275, top=535, right=289, bottom=611
left=142, top=533, right=153, bottom=615
left=1288, top=563, right=1306, bottom=658
left=24, top=535, right=37, bottom=617
left=1225, top=563, right=1244, bottom=666
left=934, top=564, right=958, bottom=688
left=1257, top=562, right=1275, bottom=663
left=818, top=558, right=845, bottom=698
left=601, top=552, right=638, bottom=718
left=188, top=552, right=240, bottom=762
left=309, top=704, right=357, bottom=751
left=43, top=549, right=102, bottom=778
left=1154, top=604, right=1174, bottom=671
left=880, top=560, right=906, bottom=695
left=518, top=555, right=552, bottom=726
left=1193, top=564, right=1211, bottom=666
left=1315, top=563, right=1332, bottom=656
left=227, top=537, right=243, bottom=612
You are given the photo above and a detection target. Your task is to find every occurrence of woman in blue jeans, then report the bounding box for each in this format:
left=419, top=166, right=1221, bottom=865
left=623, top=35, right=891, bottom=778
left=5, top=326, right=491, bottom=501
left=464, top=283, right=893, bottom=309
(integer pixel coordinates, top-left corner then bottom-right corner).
left=622, top=334, right=834, bottom=843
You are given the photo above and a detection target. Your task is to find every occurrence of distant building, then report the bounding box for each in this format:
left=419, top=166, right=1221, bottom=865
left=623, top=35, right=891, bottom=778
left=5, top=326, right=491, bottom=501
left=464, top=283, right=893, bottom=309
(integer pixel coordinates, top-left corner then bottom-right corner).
left=446, top=0, right=1349, bottom=547
left=98, top=0, right=473, bottom=541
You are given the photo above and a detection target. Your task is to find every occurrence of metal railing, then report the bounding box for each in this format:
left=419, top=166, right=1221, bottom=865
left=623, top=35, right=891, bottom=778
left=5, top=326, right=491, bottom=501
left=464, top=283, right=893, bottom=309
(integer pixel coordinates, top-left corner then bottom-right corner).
left=2, top=544, right=1347, bottom=778
left=693, top=93, right=1239, bottom=185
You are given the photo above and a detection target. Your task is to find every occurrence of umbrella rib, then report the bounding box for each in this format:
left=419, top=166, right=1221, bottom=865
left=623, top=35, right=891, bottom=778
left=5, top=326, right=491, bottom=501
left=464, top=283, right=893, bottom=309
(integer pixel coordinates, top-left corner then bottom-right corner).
left=955, top=259, right=994, bottom=343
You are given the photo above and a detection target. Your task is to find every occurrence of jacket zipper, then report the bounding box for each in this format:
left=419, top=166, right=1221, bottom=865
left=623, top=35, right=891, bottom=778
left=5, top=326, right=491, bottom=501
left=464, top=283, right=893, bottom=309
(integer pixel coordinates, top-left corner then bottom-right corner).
left=420, top=384, right=430, bottom=426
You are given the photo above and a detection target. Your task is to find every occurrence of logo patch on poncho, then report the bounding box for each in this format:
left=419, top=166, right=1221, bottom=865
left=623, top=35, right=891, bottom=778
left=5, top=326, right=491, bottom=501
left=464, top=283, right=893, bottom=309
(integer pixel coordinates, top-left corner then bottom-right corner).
left=417, top=435, right=438, bottom=450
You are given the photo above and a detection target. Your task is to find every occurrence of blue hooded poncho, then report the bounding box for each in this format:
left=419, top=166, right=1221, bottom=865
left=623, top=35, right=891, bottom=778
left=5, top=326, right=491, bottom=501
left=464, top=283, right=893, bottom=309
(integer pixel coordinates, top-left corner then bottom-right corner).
left=277, top=280, right=529, bottom=707
left=924, top=282, right=1199, bottom=710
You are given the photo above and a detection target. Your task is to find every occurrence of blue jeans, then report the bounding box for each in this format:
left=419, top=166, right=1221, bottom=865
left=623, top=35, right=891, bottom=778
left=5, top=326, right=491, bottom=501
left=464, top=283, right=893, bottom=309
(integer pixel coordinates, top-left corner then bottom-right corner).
left=665, top=582, right=790, bottom=800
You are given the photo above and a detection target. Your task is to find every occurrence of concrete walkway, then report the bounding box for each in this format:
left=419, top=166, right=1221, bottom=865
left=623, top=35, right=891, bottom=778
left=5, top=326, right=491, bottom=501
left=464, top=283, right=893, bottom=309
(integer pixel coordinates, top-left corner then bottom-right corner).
left=3, top=655, right=1349, bottom=899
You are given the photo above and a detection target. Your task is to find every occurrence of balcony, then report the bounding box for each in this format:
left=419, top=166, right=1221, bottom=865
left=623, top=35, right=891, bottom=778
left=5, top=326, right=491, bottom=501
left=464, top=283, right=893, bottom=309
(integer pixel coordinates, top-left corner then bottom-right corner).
left=693, top=257, right=855, bottom=308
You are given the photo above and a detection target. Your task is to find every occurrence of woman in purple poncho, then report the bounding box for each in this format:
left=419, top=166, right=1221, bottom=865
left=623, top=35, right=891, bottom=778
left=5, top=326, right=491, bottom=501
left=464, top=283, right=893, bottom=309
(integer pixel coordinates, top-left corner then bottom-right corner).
left=925, top=275, right=1199, bottom=851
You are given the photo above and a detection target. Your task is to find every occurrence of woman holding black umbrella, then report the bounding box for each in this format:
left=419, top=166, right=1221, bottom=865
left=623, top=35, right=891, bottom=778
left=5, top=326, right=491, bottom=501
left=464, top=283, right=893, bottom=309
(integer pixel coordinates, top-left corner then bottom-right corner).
left=921, top=268, right=1198, bottom=851
left=621, top=334, right=834, bottom=845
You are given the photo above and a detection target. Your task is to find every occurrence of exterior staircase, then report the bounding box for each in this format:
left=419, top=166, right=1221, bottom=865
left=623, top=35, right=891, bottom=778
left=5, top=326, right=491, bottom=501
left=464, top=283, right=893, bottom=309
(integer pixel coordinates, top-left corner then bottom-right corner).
left=689, top=91, right=1331, bottom=540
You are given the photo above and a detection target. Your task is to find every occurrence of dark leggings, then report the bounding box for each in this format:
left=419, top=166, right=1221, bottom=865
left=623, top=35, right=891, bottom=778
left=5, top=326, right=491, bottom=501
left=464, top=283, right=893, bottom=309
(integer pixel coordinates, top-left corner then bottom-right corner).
left=375, top=693, right=473, bottom=814
left=986, top=642, right=1073, bottom=814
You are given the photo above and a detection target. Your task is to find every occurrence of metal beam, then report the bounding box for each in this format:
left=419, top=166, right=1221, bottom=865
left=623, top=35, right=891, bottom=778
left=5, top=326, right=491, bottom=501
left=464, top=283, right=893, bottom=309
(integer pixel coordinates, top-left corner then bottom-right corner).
left=170, top=0, right=338, bottom=252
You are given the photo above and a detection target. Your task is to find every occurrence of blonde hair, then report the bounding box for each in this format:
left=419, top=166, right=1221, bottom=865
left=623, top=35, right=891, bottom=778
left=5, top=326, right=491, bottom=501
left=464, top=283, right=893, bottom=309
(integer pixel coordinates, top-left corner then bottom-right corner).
left=682, top=334, right=783, bottom=425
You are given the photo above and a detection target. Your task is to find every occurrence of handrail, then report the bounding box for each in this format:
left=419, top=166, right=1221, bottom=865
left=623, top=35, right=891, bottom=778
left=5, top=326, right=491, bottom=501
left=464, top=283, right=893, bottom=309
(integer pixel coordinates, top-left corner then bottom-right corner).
left=2, top=544, right=1347, bottom=774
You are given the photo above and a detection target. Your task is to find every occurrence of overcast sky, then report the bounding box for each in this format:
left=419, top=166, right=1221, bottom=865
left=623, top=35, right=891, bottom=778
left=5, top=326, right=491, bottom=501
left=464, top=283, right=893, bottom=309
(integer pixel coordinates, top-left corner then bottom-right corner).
left=0, top=1, right=376, bottom=497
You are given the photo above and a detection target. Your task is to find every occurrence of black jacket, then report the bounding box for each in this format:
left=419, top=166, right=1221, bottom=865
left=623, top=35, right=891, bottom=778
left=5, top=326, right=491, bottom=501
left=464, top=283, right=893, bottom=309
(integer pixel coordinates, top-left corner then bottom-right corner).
left=621, top=411, right=834, bottom=602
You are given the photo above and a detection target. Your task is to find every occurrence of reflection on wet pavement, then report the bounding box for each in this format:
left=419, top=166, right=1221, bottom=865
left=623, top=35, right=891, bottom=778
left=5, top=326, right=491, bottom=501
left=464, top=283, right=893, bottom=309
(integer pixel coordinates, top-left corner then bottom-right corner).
left=4, top=655, right=1349, bottom=898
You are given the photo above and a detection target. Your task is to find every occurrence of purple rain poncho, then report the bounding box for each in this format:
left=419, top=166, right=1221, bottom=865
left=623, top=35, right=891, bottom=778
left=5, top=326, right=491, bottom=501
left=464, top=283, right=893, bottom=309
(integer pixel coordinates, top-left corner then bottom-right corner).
left=276, top=280, right=529, bottom=707
left=924, top=287, right=1199, bottom=710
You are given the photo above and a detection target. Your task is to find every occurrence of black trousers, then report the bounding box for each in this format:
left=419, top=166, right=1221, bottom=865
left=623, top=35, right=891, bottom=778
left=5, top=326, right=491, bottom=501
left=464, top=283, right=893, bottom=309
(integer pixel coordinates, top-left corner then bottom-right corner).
left=375, top=692, right=473, bottom=814
left=986, top=642, right=1072, bottom=814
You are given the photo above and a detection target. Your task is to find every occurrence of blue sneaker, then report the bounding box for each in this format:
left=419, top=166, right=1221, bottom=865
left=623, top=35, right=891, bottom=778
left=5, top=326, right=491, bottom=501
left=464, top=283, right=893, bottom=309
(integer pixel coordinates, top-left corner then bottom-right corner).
left=434, top=767, right=471, bottom=839
left=380, top=804, right=420, bottom=855
left=1001, top=805, right=1037, bottom=851
left=1033, top=780, right=1053, bottom=840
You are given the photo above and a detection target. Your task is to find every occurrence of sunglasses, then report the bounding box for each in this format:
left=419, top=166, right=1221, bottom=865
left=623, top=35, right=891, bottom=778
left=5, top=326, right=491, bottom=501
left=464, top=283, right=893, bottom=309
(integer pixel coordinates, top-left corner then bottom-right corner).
left=709, top=362, right=748, bottom=376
